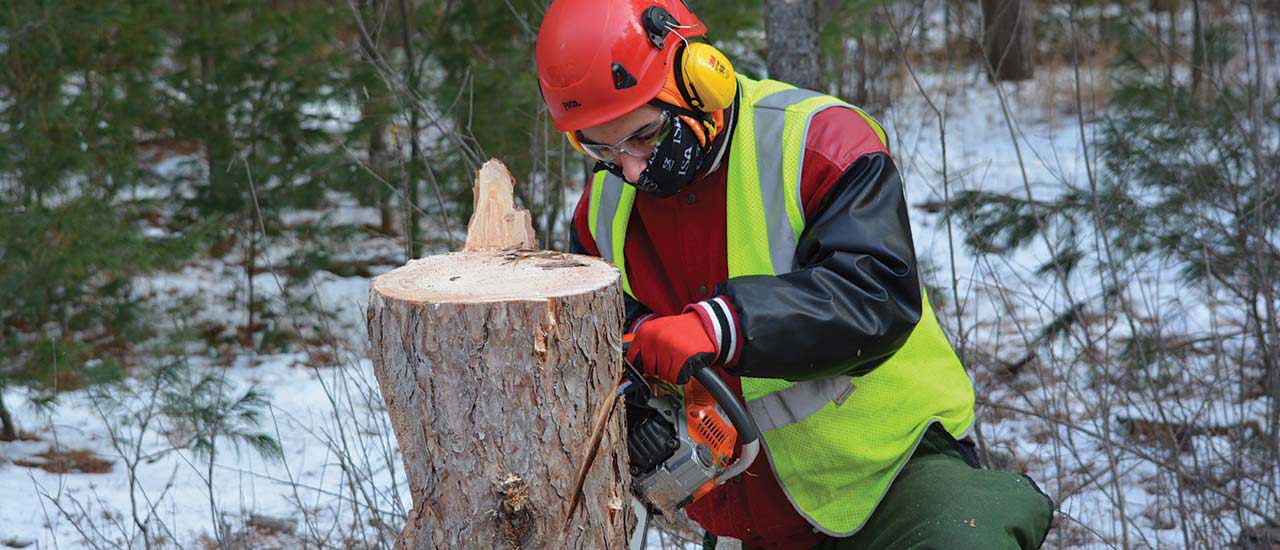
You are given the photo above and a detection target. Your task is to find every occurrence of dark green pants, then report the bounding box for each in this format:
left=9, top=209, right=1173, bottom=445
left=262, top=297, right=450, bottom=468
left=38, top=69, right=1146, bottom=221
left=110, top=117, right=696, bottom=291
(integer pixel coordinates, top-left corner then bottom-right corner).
left=810, top=424, right=1054, bottom=550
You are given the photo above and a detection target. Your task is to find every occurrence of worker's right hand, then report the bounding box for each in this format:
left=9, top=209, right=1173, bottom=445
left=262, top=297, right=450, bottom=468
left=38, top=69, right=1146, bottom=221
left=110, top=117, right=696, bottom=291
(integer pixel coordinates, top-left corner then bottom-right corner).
left=625, top=312, right=716, bottom=385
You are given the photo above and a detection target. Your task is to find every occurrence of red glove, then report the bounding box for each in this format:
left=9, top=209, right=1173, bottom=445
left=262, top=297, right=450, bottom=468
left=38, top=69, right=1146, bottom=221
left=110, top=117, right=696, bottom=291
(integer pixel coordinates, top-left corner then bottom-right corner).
left=625, top=312, right=716, bottom=385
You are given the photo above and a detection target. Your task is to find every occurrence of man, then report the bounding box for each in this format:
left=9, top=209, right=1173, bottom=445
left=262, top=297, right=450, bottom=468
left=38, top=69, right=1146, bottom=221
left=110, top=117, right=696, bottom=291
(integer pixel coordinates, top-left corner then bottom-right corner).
left=535, top=1, right=1054, bottom=548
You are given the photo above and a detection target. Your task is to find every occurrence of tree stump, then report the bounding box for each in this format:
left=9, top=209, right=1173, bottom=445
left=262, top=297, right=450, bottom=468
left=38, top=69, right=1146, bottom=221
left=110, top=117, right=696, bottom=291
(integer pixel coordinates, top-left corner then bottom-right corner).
left=366, top=159, right=630, bottom=548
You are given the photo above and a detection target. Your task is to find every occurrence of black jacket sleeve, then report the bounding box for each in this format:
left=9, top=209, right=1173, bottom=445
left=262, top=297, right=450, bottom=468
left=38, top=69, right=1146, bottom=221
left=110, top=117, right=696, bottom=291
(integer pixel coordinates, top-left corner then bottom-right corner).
left=570, top=222, right=653, bottom=331
left=717, top=152, right=922, bottom=380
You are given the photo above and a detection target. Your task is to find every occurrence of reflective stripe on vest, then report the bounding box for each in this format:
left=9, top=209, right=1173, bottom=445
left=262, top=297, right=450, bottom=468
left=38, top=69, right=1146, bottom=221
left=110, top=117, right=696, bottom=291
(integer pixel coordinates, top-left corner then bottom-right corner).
left=747, top=374, right=856, bottom=433
left=751, top=87, right=818, bottom=273
left=587, top=75, right=976, bottom=536
left=589, top=171, right=635, bottom=297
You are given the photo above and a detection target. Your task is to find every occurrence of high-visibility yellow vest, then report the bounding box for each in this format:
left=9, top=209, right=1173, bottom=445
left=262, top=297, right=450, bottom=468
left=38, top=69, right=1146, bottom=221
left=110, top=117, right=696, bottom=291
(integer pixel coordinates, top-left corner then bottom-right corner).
left=588, top=75, right=976, bottom=536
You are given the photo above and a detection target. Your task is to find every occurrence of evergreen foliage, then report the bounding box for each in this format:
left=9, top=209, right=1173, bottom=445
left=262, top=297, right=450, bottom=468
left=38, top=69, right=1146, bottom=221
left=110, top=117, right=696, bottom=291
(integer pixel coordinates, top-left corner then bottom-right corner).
left=417, top=1, right=571, bottom=244
left=0, top=1, right=206, bottom=393
left=0, top=0, right=362, bottom=408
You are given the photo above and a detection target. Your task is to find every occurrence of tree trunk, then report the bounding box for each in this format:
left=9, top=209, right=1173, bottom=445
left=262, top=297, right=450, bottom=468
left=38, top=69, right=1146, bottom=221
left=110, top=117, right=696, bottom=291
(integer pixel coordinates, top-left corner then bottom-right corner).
left=0, top=391, right=16, bottom=441
left=366, top=160, right=631, bottom=548
left=851, top=30, right=868, bottom=106
left=1163, top=0, right=1178, bottom=116
left=982, top=0, right=1035, bottom=81
left=353, top=0, right=398, bottom=237
left=764, top=0, right=824, bottom=91
left=397, top=0, right=423, bottom=258
left=243, top=217, right=257, bottom=347
left=1190, top=0, right=1205, bottom=100
left=368, top=107, right=397, bottom=236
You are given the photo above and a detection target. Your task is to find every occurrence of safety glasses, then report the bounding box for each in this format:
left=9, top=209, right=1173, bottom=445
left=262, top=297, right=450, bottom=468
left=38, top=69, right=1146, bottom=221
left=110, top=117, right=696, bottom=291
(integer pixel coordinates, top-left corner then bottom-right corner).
left=575, top=110, right=673, bottom=164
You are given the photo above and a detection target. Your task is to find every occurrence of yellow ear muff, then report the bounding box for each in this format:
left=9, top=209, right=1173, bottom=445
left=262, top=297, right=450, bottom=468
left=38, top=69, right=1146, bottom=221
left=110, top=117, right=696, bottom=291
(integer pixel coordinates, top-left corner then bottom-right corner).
left=564, top=131, right=589, bottom=156
left=678, top=42, right=736, bottom=112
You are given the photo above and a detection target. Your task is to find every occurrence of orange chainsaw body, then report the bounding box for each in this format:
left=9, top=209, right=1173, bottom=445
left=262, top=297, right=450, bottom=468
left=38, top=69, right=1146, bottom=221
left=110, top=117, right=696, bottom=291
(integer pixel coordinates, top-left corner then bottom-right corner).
left=683, top=379, right=738, bottom=500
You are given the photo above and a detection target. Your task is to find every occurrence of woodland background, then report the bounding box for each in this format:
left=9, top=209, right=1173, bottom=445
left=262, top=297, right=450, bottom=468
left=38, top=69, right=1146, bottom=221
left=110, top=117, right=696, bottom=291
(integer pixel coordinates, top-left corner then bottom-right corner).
left=1, top=0, right=1277, bottom=548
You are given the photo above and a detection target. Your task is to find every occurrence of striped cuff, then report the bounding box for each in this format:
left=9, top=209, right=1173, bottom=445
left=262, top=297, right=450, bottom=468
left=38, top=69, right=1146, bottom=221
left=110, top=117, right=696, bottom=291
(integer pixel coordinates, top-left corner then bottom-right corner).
left=684, top=296, right=742, bottom=366
left=627, top=313, right=656, bottom=334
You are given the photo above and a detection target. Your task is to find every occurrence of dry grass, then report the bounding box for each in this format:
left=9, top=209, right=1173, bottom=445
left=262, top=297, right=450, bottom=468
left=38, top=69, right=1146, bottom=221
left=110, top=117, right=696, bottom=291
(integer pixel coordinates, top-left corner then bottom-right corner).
left=13, top=447, right=114, bottom=475
left=0, top=430, right=40, bottom=443
left=1028, top=52, right=1118, bottom=121
left=193, top=517, right=303, bottom=550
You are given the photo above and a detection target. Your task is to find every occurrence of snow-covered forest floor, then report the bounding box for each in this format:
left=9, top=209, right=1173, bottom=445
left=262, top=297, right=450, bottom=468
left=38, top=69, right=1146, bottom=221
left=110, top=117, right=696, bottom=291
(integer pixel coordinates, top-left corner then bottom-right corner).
left=2, top=30, right=1277, bottom=550
left=890, top=70, right=1276, bottom=548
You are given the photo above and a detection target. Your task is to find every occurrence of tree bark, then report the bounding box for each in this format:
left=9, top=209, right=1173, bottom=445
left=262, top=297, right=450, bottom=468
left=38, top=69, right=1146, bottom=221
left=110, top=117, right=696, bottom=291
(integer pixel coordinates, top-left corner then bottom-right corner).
left=1190, top=0, right=1205, bottom=100
left=764, top=0, right=824, bottom=91
left=982, top=0, right=1035, bottom=82
left=366, top=160, right=630, bottom=548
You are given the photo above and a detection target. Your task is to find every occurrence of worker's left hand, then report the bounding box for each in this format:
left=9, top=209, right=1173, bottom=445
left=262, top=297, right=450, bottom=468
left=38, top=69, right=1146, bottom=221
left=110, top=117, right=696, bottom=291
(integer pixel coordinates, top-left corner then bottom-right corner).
left=625, top=312, right=716, bottom=385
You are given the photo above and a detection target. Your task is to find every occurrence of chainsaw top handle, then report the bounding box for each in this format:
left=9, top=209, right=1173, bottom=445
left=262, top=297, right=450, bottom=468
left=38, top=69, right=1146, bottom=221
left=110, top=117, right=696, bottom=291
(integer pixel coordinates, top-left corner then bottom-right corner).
left=690, top=365, right=759, bottom=446
left=689, top=362, right=761, bottom=484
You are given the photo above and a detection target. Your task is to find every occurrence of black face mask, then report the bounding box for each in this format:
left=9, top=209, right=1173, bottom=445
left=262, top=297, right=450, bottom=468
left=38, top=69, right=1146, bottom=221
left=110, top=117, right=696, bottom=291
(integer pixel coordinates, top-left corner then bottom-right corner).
left=600, top=115, right=712, bottom=198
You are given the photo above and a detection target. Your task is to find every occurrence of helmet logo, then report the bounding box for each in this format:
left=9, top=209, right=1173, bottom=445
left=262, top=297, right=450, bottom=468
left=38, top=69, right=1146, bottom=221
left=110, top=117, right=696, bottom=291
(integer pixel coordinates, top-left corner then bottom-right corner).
left=612, top=62, right=638, bottom=90
left=562, top=100, right=582, bottom=111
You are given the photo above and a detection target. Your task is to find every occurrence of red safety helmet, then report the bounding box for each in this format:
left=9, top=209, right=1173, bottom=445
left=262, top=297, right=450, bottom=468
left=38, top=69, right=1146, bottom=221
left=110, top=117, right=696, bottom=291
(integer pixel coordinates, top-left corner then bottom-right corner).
left=536, top=0, right=707, bottom=132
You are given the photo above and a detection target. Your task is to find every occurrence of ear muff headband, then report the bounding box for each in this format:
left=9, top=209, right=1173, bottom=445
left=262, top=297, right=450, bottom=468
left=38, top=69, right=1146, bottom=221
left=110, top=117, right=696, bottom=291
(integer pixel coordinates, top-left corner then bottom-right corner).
left=670, top=43, right=695, bottom=108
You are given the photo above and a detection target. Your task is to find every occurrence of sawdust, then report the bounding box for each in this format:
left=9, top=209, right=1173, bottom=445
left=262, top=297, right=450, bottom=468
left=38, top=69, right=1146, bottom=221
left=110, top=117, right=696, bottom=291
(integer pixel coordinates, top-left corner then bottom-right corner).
left=495, top=473, right=534, bottom=548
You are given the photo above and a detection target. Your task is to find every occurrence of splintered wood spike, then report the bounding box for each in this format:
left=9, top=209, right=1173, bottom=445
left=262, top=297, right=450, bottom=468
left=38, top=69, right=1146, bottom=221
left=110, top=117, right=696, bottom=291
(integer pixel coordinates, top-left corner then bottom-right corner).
left=464, top=159, right=538, bottom=251
left=563, top=370, right=625, bottom=529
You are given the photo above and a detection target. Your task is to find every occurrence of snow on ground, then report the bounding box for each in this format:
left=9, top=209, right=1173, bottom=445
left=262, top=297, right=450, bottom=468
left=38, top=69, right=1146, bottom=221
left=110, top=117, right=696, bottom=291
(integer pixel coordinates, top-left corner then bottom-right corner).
left=0, top=249, right=407, bottom=547
left=884, top=66, right=1275, bottom=548
left=0, top=356, right=404, bottom=547
left=1, top=157, right=410, bottom=546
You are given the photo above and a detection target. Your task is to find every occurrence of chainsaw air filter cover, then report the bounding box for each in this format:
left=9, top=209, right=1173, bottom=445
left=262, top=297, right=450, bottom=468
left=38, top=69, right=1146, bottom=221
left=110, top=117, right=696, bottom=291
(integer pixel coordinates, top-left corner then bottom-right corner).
left=627, top=403, right=678, bottom=475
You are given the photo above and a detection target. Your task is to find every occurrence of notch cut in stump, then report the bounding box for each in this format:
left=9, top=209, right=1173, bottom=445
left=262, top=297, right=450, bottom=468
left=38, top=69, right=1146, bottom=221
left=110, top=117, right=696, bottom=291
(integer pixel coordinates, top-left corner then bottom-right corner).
left=366, top=159, right=630, bottom=549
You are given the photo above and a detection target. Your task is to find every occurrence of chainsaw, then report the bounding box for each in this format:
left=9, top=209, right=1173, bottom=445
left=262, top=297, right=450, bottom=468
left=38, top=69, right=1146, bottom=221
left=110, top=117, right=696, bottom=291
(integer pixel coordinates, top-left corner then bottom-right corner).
left=620, top=337, right=761, bottom=548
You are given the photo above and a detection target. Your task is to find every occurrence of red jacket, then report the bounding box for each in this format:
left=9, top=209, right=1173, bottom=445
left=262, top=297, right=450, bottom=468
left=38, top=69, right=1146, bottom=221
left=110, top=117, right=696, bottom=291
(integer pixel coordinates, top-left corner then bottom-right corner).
left=571, top=104, right=915, bottom=548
